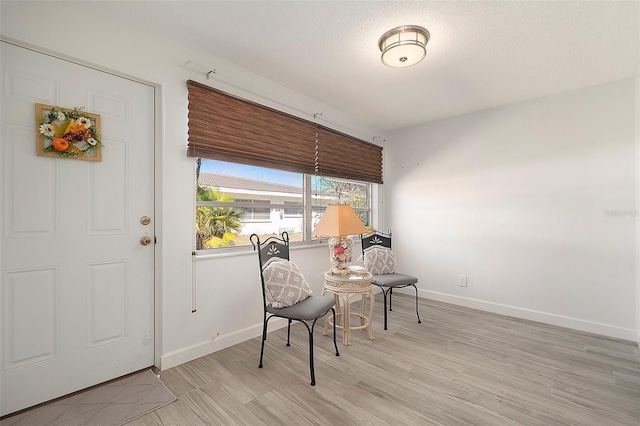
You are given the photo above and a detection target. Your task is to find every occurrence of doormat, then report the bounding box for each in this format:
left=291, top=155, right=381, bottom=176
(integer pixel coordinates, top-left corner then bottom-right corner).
left=0, top=369, right=176, bottom=426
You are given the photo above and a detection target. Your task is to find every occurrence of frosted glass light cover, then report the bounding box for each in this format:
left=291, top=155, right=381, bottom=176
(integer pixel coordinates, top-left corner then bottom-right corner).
left=379, top=25, right=430, bottom=68
left=381, top=44, right=426, bottom=67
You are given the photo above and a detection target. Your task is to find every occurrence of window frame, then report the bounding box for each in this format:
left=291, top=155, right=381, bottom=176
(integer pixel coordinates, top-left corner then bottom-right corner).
left=195, top=167, right=374, bottom=253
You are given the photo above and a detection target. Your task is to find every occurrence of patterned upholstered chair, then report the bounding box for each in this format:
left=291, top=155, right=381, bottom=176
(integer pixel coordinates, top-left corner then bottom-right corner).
left=251, top=232, right=339, bottom=386
left=360, top=230, right=421, bottom=330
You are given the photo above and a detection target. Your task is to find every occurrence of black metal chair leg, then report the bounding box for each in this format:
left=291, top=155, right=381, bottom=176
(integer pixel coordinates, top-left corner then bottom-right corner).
left=286, top=319, right=292, bottom=346
left=306, top=322, right=316, bottom=386
left=262, top=314, right=268, bottom=341
left=382, top=289, right=389, bottom=330
left=413, top=284, right=422, bottom=324
left=331, top=307, right=340, bottom=357
left=389, top=288, right=393, bottom=311
left=259, top=317, right=268, bottom=368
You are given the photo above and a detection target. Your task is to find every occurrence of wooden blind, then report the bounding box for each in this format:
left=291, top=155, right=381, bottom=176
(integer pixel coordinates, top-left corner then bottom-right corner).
left=315, top=126, right=383, bottom=184
left=187, top=80, right=383, bottom=183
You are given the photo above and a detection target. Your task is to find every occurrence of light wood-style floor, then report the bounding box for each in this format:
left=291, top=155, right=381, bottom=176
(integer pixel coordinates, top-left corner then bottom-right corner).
left=132, top=295, right=640, bottom=425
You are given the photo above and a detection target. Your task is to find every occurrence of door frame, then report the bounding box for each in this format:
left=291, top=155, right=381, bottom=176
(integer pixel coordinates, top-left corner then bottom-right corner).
left=0, top=35, right=163, bottom=372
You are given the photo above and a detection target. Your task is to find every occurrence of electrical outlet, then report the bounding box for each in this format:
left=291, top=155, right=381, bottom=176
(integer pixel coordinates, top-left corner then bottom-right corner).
left=459, top=275, right=468, bottom=287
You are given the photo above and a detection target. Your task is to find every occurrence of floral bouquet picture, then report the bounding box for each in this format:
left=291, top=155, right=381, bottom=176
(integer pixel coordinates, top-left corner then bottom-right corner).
left=35, top=103, right=102, bottom=161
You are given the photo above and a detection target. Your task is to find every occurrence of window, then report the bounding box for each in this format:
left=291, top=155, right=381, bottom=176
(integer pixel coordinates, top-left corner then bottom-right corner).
left=235, top=199, right=271, bottom=221
left=195, top=159, right=373, bottom=250
left=283, top=201, right=302, bottom=217
left=311, top=176, right=370, bottom=240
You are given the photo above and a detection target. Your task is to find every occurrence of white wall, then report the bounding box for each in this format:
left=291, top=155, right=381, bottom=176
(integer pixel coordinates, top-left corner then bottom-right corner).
left=387, top=79, right=638, bottom=340
left=0, top=2, right=385, bottom=369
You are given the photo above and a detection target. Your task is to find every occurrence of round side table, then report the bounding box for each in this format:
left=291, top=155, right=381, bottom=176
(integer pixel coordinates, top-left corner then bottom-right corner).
left=322, top=270, right=374, bottom=345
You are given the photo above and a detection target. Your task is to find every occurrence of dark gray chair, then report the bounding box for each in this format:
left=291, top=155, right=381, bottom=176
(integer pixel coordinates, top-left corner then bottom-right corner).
left=361, top=230, right=421, bottom=330
left=251, top=231, right=339, bottom=386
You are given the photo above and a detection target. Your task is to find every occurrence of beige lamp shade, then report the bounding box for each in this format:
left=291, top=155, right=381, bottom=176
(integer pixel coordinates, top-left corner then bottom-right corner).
left=312, top=204, right=369, bottom=237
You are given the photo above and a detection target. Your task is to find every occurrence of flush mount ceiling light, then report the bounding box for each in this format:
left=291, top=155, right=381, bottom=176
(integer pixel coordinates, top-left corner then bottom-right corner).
left=378, top=25, right=430, bottom=68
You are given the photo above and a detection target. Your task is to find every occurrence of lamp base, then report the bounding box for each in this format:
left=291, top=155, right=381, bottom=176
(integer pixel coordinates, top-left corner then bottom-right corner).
left=328, top=235, right=353, bottom=275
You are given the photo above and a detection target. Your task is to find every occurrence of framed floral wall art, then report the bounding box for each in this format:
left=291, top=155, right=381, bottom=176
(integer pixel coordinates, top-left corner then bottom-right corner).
left=36, top=103, right=102, bottom=161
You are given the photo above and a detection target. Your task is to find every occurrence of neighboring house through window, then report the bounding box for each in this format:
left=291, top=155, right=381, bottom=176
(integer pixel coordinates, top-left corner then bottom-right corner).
left=235, top=199, right=272, bottom=221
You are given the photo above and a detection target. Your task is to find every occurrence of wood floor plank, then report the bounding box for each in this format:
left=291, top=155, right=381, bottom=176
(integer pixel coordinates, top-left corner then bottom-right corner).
left=613, top=366, right=640, bottom=390
left=193, top=384, right=267, bottom=425
left=550, top=371, right=640, bottom=420
left=155, top=367, right=198, bottom=398
left=196, top=353, right=272, bottom=404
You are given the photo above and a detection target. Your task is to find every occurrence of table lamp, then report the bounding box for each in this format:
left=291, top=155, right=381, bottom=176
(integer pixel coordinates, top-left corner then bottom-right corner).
left=312, top=204, right=369, bottom=275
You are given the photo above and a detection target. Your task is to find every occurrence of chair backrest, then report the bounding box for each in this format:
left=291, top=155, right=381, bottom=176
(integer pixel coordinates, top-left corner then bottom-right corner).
left=361, top=229, right=392, bottom=255
left=250, top=232, right=290, bottom=306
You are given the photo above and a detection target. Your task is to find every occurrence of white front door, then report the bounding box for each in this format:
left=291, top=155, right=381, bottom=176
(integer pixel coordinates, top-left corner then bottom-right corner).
left=1, top=42, right=155, bottom=416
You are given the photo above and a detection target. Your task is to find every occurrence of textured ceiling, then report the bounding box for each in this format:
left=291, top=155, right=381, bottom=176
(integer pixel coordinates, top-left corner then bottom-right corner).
left=18, top=1, right=640, bottom=131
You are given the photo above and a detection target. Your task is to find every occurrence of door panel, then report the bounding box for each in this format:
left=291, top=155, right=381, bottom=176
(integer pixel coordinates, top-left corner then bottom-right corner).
left=3, top=268, right=58, bottom=370
left=1, top=42, right=155, bottom=416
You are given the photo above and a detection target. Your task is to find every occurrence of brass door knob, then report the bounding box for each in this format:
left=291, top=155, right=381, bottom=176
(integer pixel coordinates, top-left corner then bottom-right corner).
left=140, top=236, right=152, bottom=246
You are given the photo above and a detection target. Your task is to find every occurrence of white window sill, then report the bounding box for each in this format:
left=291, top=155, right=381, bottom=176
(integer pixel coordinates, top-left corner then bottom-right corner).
left=194, top=240, right=329, bottom=260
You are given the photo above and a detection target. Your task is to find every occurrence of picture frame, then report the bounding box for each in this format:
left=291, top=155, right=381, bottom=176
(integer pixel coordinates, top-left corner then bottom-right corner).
left=35, top=103, right=102, bottom=162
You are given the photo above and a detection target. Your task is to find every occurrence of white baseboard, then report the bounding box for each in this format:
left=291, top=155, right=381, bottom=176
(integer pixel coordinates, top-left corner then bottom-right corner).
left=417, top=289, right=638, bottom=342
left=159, top=317, right=288, bottom=370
